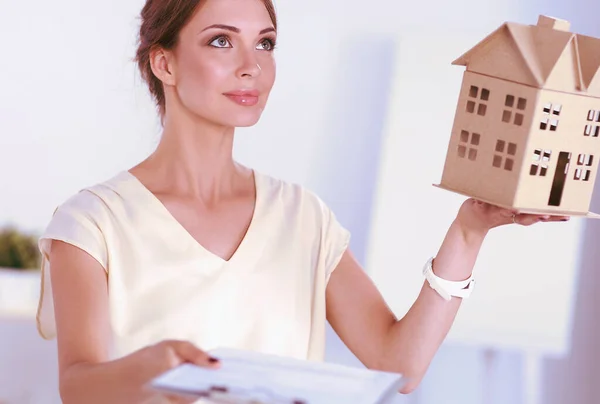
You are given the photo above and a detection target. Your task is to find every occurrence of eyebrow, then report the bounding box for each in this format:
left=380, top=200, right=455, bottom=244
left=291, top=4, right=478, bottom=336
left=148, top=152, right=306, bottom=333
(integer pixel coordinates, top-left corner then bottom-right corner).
left=200, top=24, right=276, bottom=35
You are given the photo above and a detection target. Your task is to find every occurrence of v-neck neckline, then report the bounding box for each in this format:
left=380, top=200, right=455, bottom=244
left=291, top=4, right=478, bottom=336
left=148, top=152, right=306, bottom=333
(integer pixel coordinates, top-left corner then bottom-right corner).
left=119, top=169, right=265, bottom=266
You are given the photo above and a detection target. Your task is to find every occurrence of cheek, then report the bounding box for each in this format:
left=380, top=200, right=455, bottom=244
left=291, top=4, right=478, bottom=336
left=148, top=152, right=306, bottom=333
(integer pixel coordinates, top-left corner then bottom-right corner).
left=259, top=56, right=276, bottom=89
left=176, top=55, right=232, bottom=105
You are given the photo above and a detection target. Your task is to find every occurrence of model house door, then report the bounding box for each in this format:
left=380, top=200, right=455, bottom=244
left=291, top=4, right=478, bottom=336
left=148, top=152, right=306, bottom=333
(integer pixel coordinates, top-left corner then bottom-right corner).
left=548, top=151, right=571, bottom=207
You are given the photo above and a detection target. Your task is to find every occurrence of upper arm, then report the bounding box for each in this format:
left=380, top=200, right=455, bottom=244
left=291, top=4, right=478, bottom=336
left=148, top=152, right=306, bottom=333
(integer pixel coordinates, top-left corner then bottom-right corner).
left=49, top=240, right=112, bottom=377
left=326, top=249, right=397, bottom=369
left=37, top=191, right=112, bottom=380
left=306, top=190, right=394, bottom=368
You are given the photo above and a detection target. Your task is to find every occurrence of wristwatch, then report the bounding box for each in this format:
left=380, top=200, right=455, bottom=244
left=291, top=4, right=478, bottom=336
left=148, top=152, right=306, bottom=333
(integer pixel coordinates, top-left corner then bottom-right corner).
left=422, top=257, right=475, bottom=301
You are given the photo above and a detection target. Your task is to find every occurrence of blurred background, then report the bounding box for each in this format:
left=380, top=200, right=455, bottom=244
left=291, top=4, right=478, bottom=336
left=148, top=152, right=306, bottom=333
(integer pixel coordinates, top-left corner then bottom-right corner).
left=1, top=0, right=599, bottom=403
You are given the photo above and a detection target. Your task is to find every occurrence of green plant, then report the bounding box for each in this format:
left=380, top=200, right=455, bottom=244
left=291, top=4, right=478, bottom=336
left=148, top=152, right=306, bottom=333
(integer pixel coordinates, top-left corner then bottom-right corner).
left=0, top=226, right=41, bottom=270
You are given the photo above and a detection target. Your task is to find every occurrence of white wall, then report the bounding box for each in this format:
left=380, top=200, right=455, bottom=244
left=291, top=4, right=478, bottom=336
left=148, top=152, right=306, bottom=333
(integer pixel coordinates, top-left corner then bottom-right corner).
left=1, top=0, right=599, bottom=403
left=0, top=1, right=524, bottom=232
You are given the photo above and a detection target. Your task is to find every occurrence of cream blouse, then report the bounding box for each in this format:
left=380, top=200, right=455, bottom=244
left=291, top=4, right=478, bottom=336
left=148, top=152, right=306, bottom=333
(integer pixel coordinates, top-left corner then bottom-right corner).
left=35, top=170, right=350, bottom=363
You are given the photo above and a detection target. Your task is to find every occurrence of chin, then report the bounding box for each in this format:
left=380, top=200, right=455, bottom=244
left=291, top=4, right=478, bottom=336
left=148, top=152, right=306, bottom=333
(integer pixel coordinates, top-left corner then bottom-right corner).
left=221, top=108, right=265, bottom=128
left=191, top=101, right=267, bottom=128
left=233, top=116, right=262, bottom=127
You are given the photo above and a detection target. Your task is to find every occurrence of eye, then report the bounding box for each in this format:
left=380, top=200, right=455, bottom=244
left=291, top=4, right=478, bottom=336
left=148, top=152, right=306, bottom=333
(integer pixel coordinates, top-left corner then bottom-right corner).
left=209, top=35, right=232, bottom=48
left=257, top=38, right=276, bottom=51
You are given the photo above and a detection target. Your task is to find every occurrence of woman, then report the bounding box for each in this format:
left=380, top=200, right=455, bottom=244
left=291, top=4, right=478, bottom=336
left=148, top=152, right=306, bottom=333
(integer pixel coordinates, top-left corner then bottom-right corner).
left=36, top=0, right=568, bottom=403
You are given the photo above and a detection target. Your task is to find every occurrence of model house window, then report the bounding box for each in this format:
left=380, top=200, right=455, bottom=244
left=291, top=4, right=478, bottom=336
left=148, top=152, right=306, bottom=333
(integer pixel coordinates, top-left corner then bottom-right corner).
left=585, top=109, right=600, bottom=137
left=530, top=148, right=551, bottom=176
left=492, top=139, right=517, bottom=171
left=584, top=125, right=600, bottom=137
left=574, top=153, right=593, bottom=181
left=466, top=85, right=489, bottom=117
left=457, top=130, right=480, bottom=161
left=540, top=102, right=561, bottom=131
left=502, top=94, right=527, bottom=126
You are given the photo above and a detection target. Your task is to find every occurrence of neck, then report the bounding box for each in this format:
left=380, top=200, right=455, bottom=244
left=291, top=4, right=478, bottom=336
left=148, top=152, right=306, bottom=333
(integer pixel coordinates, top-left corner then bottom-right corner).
left=144, top=110, right=244, bottom=202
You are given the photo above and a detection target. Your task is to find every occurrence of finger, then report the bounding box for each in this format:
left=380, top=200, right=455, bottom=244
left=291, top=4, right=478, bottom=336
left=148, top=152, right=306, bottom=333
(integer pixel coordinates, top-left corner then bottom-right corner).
left=526, top=214, right=570, bottom=223
left=142, top=383, right=210, bottom=403
left=162, top=392, right=207, bottom=404
left=167, top=340, right=221, bottom=368
left=143, top=393, right=203, bottom=404
left=512, top=214, right=544, bottom=226
left=141, top=392, right=198, bottom=404
left=515, top=214, right=569, bottom=226
left=543, top=215, right=570, bottom=222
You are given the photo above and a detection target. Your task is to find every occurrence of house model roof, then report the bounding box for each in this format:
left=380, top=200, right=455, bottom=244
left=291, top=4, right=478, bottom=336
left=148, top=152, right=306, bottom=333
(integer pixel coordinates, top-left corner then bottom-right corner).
left=452, top=15, right=600, bottom=96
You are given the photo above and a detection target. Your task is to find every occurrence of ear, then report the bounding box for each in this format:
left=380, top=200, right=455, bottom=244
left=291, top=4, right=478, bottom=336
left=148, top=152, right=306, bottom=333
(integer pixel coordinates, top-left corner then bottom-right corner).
left=149, top=46, right=176, bottom=86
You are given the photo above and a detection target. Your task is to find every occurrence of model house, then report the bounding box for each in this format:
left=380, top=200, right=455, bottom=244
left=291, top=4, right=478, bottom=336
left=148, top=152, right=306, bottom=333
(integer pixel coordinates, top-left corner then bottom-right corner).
left=437, top=15, right=600, bottom=216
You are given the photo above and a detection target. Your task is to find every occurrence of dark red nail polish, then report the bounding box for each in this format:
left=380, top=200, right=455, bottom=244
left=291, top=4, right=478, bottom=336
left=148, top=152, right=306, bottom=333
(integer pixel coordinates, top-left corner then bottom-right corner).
left=208, top=356, right=220, bottom=363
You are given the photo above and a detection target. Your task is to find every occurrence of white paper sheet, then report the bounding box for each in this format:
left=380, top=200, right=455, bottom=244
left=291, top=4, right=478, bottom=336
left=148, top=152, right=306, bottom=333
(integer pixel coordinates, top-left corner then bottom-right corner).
left=149, top=347, right=405, bottom=404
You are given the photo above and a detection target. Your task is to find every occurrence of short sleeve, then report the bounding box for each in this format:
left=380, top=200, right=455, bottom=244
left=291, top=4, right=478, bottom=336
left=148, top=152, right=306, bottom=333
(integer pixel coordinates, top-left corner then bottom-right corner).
left=36, top=189, right=109, bottom=340
left=316, top=197, right=351, bottom=283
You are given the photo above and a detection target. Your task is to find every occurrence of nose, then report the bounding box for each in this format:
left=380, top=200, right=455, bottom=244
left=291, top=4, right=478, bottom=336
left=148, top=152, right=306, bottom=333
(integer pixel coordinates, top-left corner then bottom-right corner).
left=236, top=49, right=261, bottom=78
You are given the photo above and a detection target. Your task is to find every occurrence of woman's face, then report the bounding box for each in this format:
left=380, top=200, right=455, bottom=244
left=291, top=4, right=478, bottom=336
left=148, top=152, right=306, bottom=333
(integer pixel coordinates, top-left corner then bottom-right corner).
left=164, top=0, right=277, bottom=128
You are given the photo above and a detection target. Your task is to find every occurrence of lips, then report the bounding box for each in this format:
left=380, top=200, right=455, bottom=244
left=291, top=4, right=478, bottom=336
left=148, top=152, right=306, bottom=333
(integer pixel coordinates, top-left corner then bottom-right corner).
left=224, top=89, right=259, bottom=97
left=223, top=89, right=260, bottom=107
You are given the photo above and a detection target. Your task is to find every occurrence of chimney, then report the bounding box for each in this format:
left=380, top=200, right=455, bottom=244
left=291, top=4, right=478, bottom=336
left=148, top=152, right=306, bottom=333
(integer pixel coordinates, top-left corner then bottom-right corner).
left=536, top=15, right=571, bottom=31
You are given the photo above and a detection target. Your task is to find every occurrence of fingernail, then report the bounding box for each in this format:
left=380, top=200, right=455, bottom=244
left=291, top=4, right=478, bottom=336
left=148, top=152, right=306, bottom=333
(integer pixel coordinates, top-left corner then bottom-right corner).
left=208, top=357, right=220, bottom=363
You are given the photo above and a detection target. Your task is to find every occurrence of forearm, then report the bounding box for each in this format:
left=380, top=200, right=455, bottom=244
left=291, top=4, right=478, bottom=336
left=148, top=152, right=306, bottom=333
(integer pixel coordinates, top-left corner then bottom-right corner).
left=60, top=357, right=154, bottom=404
left=381, top=218, right=487, bottom=392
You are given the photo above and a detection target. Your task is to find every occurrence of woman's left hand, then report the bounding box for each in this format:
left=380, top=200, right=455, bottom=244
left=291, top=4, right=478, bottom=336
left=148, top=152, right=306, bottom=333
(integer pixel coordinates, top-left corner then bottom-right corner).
left=455, top=198, right=570, bottom=234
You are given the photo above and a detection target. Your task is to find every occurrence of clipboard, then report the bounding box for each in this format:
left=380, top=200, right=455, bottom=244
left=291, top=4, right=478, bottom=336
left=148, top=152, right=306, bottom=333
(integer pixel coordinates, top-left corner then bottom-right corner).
left=148, top=347, right=406, bottom=404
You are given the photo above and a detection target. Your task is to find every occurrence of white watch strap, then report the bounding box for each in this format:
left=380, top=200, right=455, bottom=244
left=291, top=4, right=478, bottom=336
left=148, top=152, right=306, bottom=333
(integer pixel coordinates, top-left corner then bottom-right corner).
left=422, top=257, right=475, bottom=301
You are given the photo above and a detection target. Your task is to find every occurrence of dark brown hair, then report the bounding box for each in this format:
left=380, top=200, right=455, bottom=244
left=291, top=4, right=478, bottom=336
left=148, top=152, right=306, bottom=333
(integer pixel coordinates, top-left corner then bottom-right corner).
left=135, top=0, right=278, bottom=118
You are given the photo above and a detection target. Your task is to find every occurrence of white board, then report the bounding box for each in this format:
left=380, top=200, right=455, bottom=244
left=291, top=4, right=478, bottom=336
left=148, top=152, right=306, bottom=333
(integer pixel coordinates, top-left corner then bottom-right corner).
left=365, top=30, right=583, bottom=357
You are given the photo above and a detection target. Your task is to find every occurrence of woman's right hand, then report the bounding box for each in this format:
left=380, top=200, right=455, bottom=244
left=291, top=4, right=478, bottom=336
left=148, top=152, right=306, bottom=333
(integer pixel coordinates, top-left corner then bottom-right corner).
left=48, top=241, right=221, bottom=404
left=135, top=340, right=221, bottom=404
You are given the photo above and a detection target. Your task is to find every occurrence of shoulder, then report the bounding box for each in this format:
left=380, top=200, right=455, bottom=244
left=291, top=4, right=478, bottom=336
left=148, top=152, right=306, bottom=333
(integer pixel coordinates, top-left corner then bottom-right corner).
left=39, top=171, right=132, bottom=269
left=256, top=171, right=349, bottom=246
left=256, top=171, right=351, bottom=277
left=256, top=171, right=331, bottom=218
left=50, top=171, right=128, bottom=221
left=41, top=170, right=134, bottom=246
